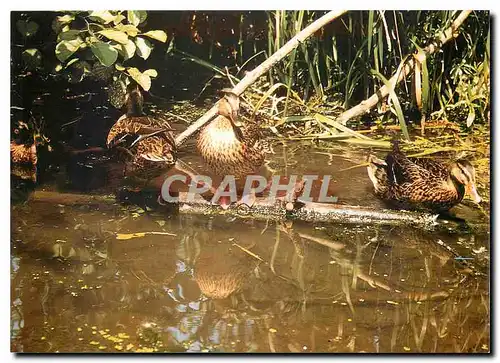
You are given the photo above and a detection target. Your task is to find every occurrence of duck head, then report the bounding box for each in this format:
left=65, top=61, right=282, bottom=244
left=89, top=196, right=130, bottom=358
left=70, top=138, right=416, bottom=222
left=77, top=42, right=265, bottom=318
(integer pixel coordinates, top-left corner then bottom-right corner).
left=450, top=160, right=482, bottom=203
left=218, top=89, right=242, bottom=127
left=124, top=83, right=144, bottom=116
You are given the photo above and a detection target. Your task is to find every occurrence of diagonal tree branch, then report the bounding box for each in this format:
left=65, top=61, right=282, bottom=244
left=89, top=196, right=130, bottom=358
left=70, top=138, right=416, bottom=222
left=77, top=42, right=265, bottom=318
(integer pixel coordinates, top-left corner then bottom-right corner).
left=334, top=10, right=472, bottom=126
left=174, top=10, right=348, bottom=147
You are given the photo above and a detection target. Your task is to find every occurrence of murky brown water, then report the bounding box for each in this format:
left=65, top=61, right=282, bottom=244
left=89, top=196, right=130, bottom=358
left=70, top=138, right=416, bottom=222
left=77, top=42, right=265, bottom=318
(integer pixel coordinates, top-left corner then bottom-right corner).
left=10, top=143, right=490, bottom=353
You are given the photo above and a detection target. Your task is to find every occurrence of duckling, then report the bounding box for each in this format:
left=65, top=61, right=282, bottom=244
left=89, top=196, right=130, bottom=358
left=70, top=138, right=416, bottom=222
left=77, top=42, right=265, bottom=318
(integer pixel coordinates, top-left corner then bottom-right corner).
left=367, top=140, right=481, bottom=212
left=106, top=83, right=176, bottom=174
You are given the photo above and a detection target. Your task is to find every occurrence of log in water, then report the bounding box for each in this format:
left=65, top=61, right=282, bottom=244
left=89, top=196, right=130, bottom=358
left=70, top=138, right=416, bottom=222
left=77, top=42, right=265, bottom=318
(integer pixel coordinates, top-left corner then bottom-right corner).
left=176, top=192, right=438, bottom=228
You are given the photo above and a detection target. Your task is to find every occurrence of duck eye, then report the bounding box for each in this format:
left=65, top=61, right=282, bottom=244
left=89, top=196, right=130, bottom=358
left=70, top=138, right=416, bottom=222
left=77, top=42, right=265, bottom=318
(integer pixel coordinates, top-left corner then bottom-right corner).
left=458, top=164, right=474, bottom=182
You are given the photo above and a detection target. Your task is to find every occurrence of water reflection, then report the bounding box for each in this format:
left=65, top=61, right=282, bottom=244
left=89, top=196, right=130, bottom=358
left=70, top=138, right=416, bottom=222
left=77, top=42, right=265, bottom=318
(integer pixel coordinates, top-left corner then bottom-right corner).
left=11, top=195, right=489, bottom=352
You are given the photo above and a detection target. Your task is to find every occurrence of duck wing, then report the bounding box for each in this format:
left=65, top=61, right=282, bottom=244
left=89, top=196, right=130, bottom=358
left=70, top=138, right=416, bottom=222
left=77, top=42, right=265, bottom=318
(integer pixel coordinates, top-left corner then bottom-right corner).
left=408, top=158, right=448, bottom=179
left=107, top=116, right=175, bottom=149
left=238, top=118, right=270, bottom=152
left=385, top=142, right=432, bottom=185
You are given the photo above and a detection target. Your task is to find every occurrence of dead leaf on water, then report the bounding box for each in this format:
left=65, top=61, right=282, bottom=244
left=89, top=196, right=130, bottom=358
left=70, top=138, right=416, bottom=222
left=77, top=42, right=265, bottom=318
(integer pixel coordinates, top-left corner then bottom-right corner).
left=116, top=231, right=177, bottom=240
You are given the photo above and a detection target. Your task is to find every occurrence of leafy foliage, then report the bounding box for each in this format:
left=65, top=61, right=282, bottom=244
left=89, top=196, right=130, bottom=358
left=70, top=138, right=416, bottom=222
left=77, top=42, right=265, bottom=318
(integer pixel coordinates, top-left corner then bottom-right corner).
left=52, top=10, right=167, bottom=92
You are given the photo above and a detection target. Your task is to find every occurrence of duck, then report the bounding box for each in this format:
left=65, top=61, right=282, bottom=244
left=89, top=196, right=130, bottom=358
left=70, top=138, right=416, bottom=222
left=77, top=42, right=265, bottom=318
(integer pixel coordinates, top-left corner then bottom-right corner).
left=11, top=119, right=47, bottom=183
left=197, top=90, right=269, bottom=180
left=11, top=140, right=37, bottom=165
left=367, top=140, right=482, bottom=212
left=106, top=82, right=176, bottom=175
left=11, top=141, right=38, bottom=182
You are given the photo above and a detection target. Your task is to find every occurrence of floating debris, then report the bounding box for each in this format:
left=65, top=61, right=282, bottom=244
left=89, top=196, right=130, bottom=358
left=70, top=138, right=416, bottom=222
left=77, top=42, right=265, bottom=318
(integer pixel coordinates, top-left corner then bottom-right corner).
left=473, top=247, right=487, bottom=254
left=116, top=231, right=177, bottom=240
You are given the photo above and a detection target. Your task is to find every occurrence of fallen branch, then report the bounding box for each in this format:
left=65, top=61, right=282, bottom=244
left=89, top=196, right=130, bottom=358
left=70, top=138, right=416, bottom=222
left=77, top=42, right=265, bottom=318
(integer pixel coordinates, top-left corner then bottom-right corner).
left=29, top=190, right=489, bottom=233
left=335, top=10, right=472, bottom=125
left=177, top=192, right=438, bottom=228
left=174, top=10, right=347, bottom=147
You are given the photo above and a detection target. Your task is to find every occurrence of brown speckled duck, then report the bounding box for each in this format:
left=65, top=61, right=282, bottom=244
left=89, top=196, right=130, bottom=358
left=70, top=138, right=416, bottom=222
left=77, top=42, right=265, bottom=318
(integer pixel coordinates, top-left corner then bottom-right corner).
left=11, top=141, right=37, bottom=165
left=107, top=83, right=176, bottom=174
left=11, top=141, right=38, bottom=182
left=367, top=140, right=481, bottom=212
left=197, top=90, right=269, bottom=180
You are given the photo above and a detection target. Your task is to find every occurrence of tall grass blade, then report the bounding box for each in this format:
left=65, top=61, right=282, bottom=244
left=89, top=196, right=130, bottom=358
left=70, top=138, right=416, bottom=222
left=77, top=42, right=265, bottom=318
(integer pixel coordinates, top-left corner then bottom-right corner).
left=367, top=11, right=374, bottom=57
left=371, top=68, right=410, bottom=140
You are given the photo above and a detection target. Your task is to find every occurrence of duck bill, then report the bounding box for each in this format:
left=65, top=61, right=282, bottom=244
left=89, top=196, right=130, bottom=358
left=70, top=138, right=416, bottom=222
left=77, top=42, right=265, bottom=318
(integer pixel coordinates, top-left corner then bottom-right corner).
left=229, top=112, right=243, bottom=127
left=466, top=183, right=482, bottom=204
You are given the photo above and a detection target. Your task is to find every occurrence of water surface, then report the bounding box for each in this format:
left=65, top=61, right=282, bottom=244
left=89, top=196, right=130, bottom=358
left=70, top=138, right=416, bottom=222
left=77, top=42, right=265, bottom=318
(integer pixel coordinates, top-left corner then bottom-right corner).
left=11, top=143, right=490, bottom=353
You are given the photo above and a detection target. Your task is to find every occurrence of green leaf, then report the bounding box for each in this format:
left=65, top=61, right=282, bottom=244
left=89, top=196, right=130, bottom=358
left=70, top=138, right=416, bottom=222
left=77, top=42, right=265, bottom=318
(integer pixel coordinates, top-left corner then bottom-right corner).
left=143, top=69, right=158, bottom=78
left=370, top=69, right=410, bottom=141
left=113, top=14, right=126, bottom=25
left=367, top=11, right=374, bottom=57
left=135, top=37, right=153, bottom=60
left=51, top=14, right=75, bottom=33
left=115, top=64, right=126, bottom=71
left=88, top=11, right=117, bottom=24
left=58, top=29, right=82, bottom=41
left=16, top=20, right=39, bottom=38
left=115, top=24, right=140, bottom=37
left=127, top=11, right=147, bottom=26
left=22, top=48, right=42, bottom=69
left=127, top=67, right=151, bottom=91
left=57, top=14, right=75, bottom=25
left=91, top=41, right=118, bottom=67
left=120, top=39, right=136, bottom=61
left=141, top=30, right=167, bottom=43
left=55, top=38, right=83, bottom=62
left=98, top=29, right=129, bottom=44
